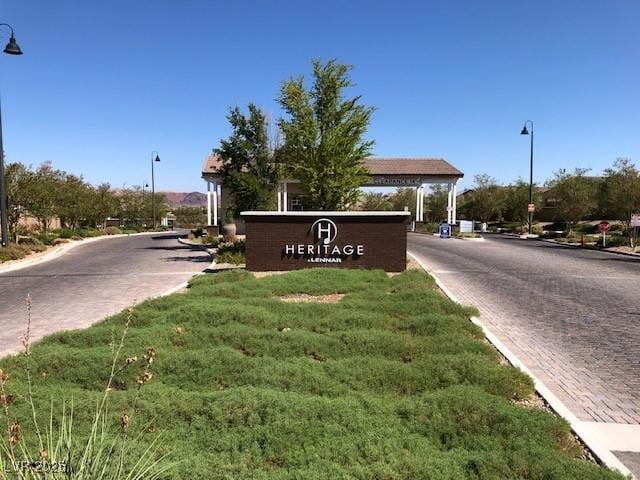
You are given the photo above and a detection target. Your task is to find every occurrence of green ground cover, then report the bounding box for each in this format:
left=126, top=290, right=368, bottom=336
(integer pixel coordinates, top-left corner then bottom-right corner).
left=0, top=269, right=625, bottom=479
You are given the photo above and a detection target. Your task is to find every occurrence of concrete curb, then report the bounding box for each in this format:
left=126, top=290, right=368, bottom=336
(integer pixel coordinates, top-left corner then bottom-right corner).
left=498, top=232, right=640, bottom=260
left=407, top=250, right=633, bottom=478
left=0, top=231, right=164, bottom=275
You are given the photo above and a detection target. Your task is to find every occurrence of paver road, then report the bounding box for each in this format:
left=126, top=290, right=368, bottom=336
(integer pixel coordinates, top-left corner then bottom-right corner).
left=0, top=232, right=209, bottom=357
left=408, top=233, right=640, bottom=424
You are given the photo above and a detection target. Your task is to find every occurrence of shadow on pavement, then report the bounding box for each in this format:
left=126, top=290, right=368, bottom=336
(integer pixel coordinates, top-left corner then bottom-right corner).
left=164, top=255, right=211, bottom=263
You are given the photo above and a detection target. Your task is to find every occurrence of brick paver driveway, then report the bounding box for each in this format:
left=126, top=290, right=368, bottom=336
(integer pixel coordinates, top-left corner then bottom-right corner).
left=408, top=233, right=640, bottom=476
left=0, top=232, right=209, bottom=357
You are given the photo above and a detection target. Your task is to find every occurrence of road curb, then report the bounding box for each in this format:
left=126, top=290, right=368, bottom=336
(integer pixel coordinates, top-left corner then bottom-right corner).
left=407, top=250, right=634, bottom=478
left=498, top=233, right=640, bottom=260
left=0, top=231, right=163, bottom=274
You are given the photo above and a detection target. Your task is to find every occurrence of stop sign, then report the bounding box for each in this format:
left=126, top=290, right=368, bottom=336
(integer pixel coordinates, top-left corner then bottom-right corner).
left=598, top=221, right=610, bottom=232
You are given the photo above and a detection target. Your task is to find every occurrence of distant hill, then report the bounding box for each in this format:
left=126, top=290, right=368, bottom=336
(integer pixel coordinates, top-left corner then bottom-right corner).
left=161, top=191, right=207, bottom=209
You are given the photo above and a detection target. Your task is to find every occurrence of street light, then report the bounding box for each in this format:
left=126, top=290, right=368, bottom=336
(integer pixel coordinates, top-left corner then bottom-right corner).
left=151, top=151, right=160, bottom=229
left=0, top=23, right=23, bottom=247
left=520, top=120, right=534, bottom=236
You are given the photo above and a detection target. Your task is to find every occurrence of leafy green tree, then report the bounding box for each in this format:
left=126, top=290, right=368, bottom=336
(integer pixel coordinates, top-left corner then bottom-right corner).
left=214, top=104, right=280, bottom=217
left=602, top=158, right=640, bottom=246
left=459, top=174, right=505, bottom=222
left=57, top=174, right=93, bottom=230
left=91, top=183, right=120, bottom=229
left=548, top=168, right=599, bottom=232
left=503, top=179, right=542, bottom=232
left=4, top=162, right=32, bottom=240
left=22, top=162, right=64, bottom=233
left=359, top=192, right=391, bottom=211
left=425, top=184, right=449, bottom=223
left=389, top=188, right=416, bottom=215
left=174, top=206, right=206, bottom=228
left=278, top=59, right=375, bottom=210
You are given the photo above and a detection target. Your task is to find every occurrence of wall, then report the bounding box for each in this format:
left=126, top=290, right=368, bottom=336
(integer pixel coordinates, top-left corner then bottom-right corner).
left=242, top=212, right=410, bottom=272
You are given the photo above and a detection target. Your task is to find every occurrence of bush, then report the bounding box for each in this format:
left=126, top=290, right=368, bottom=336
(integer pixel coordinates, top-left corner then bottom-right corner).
left=104, top=226, right=122, bottom=235
left=202, top=235, right=220, bottom=247
left=55, top=228, right=75, bottom=239
left=216, top=239, right=245, bottom=265
left=0, top=243, right=30, bottom=262
left=598, top=234, right=628, bottom=248
left=36, top=233, right=58, bottom=246
left=17, top=237, right=47, bottom=253
left=78, top=227, right=102, bottom=237
left=416, top=223, right=440, bottom=234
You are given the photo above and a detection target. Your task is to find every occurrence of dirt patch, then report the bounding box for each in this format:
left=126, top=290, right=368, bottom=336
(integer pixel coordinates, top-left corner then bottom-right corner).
left=278, top=293, right=344, bottom=303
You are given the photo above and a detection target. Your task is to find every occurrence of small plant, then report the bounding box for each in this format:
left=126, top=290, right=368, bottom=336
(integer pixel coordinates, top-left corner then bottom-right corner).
left=0, top=299, right=171, bottom=479
left=104, top=227, right=121, bottom=235
left=216, top=239, right=245, bottom=265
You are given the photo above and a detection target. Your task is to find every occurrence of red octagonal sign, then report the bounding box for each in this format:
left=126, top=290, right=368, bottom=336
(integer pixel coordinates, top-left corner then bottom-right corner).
left=598, top=221, right=610, bottom=232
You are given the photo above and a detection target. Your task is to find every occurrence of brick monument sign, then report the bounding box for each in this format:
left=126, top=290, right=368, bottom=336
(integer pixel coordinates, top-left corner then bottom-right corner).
left=241, top=211, right=410, bottom=272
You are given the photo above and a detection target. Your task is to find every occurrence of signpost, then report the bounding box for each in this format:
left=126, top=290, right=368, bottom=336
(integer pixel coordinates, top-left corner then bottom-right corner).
left=599, top=221, right=610, bottom=247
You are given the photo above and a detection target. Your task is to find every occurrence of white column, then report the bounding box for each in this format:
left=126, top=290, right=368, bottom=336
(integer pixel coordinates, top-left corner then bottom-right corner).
left=214, top=183, right=222, bottom=225
left=419, top=185, right=425, bottom=222
left=452, top=181, right=458, bottom=225
left=277, top=184, right=282, bottom=212
left=212, top=182, right=218, bottom=226
left=283, top=182, right=288, bottom=212
left=447, top=183, right=453, bottom=224
left=206, top=182, right=212, bottom=226
left=415, top=186, right=420, bottom=221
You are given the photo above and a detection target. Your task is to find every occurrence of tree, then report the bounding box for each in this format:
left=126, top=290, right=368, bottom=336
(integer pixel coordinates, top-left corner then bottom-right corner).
left=602, top=158, right=640, bottom=246
left=278, top=59, right=375, bottom=210
left=214, top=104, right=280, bottom=218
left=57, top=174, right=92, bottom=230
left=389, top=188, right=416, bottom=214
left=548, top=168, right=599, bottom=232
left=22, top=162, right=64, bottom=233
left=459, top=175, right=505, bottom=222
left=4, top=162, right=32, bottom=240
left=359, top=192, right=391, bottom=211
left=503, top=179, right=542, bottom=232
left=91, top=183, right=120, bottom=229
left=174, top=206, right=206, bottom=228
left=424, top=184, right=448, bottom=223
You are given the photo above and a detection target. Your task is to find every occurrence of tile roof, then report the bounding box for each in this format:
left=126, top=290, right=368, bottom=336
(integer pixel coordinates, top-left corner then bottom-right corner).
left=202, top=154, right=463, bottom=177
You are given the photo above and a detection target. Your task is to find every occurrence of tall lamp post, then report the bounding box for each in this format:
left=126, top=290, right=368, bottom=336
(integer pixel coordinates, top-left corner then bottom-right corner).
left=150, top=151, right=160, bottom=229
left=0, top=24, right=23, bottom=247
left=520, top=120, right=534, bottom=236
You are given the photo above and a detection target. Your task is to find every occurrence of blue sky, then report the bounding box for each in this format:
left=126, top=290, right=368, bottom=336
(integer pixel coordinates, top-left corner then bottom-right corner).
left=1, top=1, right=639, bottom=192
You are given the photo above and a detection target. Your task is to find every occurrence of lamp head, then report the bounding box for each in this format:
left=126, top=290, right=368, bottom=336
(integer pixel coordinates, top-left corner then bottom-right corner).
left=154, top=154, right=160, bottom=162
left=3, top=35, right=22, bottom=55
left=520, top=125, right=529, bottom=135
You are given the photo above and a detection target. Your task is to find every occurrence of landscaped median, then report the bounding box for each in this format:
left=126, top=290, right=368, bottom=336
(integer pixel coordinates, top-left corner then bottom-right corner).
left=0, top=269, right=626, bottom=479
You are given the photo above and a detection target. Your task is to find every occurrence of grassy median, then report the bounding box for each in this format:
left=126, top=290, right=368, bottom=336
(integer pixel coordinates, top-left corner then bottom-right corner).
left=0, top=269, right=625, bottom=479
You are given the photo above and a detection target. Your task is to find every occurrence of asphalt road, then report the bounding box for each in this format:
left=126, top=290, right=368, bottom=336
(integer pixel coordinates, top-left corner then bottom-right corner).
left=408, top=233, right=640, bottom=426
left=0, top=232, right=209, bottom=357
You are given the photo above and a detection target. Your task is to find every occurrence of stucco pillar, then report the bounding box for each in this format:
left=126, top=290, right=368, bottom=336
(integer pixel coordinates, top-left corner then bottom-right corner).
left=452, top=181, right=458, bottom=225
left=283, top=182, right=288, bottom=212
left=213, top=182, right=219, bottom=226
left=447, top=183, right=453, bottom=224
left=206, top=182, right=212, bottom=226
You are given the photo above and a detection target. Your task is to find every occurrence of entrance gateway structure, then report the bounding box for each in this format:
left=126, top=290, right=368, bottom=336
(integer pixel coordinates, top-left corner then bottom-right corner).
left=201, top=155, right=464, bottom=232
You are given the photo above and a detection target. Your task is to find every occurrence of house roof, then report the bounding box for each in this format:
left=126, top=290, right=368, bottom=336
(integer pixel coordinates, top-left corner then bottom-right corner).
left=202, top=154, right=463, bottom=178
